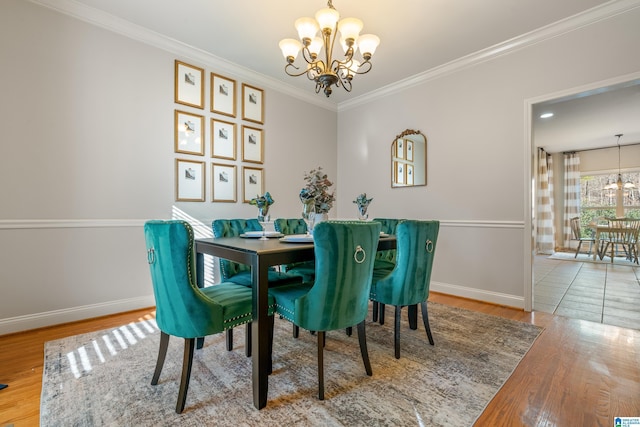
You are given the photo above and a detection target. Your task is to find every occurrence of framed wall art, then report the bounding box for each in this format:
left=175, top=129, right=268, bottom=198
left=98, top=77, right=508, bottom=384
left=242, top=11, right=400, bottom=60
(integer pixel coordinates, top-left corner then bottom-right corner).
left=407, top=164, right=414, bottom=185
left=211, top=118, right=236, bottom=160
left=241, top=125, right=264, bottom=164
left=396, top=138, right=405, bottom=159
left=212, top=163, right=237, bottom=202
left=394, top=161, right=405, bottom=185
left=211, top=73, right=236, bottom=117
left=242, top=83, right=264, bottom=124
left=175, top=158, right=205, bottom=201
left=242, top=166, right=264, bottom=203
left=174, top=110, right=204, bottom=155
left=406, top=140, right=414, bottom=162
left=175, top=60, right=204, bottom=109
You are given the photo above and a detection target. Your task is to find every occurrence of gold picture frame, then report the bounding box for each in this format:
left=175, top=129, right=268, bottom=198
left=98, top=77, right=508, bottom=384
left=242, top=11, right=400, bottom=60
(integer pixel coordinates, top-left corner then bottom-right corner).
left=241, top=125, right=264, bottom=164
left=175, top=158, right=205, bottom=202
left=211, top=118, right=237, bottom=160
left=242, top=83, right=264, bottom=124
left=212, top=163, right=237, bottom=203
left=174, top=110, right=204, bottom=155
left=174, top=60, right=204, bottom=109
left=242, top=166, right=264, bottom=203
left=211, top=72, right=236, bottom=117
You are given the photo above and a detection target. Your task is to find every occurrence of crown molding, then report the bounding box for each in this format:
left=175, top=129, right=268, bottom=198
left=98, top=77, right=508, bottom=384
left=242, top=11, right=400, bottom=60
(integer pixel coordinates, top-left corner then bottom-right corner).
left=27, top=0, right=640, bottom=114
left=338, top=0, right=640, bottom=111
left=27, top=0, right=337, bottom=113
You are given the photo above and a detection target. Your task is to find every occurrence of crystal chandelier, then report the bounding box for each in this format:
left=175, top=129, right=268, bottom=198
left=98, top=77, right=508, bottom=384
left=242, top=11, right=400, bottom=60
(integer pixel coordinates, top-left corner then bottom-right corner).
left=278, top=0, right=380, bottom=97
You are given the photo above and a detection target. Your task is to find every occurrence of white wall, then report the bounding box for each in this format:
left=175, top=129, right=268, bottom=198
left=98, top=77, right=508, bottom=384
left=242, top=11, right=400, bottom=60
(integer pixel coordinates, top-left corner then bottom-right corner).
left=335, top=7, right=640, bottom=306
left=0, top=0, right=336, bottom=333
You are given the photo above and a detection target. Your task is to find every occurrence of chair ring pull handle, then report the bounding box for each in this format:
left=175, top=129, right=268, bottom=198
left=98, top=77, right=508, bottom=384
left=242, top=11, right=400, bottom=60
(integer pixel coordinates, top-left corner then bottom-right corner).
left=147, top=248, right=155, bottom=264
left=426, top=240, right=434, bottom=253
left=354, top=245, right=366, bottom=264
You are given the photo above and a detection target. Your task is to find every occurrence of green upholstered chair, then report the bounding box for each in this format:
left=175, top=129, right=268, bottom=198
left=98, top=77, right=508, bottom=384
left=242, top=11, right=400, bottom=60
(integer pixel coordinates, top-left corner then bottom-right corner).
left=144, top=220, right=274, bottom=413
left=369, top=220, right=439, bottom=359
left=273, top=218, right=316, bottom=283
left=269, top=220, right=381, bottom=400
left=371, top=218, right=404, bottom=323
left=212, top=219, right=302, bottom=353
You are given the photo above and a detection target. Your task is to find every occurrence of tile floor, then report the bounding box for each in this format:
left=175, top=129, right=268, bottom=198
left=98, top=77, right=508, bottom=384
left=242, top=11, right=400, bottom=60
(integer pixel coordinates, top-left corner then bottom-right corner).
left=533, top=253, right=640, bottom=330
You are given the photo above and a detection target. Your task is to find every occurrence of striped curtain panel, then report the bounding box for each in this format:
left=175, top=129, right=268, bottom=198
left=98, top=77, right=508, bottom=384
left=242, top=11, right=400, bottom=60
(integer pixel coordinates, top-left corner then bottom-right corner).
left=563, top=152, right=580, bottom=249
left=536, top=148, right=555, bottom=254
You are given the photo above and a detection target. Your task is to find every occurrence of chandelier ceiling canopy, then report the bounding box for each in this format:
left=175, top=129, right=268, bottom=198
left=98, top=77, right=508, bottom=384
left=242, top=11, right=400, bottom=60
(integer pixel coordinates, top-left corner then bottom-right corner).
left=278, top=0, right=380, bottom=97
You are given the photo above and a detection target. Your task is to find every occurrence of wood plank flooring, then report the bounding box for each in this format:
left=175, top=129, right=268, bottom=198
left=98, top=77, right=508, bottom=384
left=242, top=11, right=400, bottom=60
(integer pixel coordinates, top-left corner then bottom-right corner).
left=1, top=294, right=639, bottom=426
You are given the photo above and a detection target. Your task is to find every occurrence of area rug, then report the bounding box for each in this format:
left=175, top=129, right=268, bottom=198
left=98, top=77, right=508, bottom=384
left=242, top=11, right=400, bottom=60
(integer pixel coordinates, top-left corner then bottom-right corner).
left=549, top=251, right=639, bottom=267
left=41, top=302, right=542, bottom=427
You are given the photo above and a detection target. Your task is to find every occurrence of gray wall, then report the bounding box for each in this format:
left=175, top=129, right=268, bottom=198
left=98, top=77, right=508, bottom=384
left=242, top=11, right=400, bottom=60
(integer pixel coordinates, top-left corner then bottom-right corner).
left=0, top=0, right=336, bottom=333
left=334, top=7, right=640, bottom=305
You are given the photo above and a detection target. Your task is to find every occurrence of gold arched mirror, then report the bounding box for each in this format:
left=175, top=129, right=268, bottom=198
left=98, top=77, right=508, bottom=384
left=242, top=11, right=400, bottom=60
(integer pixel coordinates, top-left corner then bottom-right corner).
left=391, top=129, right=427, bottom=187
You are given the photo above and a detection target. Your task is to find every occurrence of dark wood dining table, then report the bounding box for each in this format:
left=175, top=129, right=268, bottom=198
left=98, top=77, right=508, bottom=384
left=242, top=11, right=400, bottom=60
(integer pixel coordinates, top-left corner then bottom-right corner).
left=194, top=233, right=396, bottom=409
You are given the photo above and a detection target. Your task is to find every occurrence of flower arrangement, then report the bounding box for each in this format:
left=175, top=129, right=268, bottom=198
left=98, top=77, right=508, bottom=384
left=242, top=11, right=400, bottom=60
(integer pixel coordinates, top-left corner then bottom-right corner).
left=250, top=192, right=274, bottom=221
left=299, top=167, right=335, bottom=214
left=249, top=191, right=274, bottom=209
left=353, top=193, right=373, bottom=220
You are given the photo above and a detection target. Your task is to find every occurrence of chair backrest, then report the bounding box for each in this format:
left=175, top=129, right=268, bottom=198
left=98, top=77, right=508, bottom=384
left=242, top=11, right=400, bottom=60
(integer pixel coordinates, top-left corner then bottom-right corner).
left=372, top=220, right=440, bottom=306
left=274, top=218, right=307, bottom=235
left=607, top=218, right=640, bottom=245
left=144, top=220, right=223, bottom=338
left=294, top=221, right=381, bottom=332
left=212, top=219, right=262, bottom=279
left=569, top=217, right=581, bottom=240
left=373, top=218, right=404, bottom=263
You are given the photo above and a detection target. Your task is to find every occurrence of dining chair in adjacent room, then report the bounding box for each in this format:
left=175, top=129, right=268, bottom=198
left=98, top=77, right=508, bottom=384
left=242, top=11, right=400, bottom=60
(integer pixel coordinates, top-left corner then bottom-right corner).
left=370, top=220, right=439, bottom=359
left=569, top=216, right=595, bottom=258
left=212, top=219, right=302, bottom=354
left=144, top=220, right=274, bottom=413
left=600, top=218, right=640, bottom=263
left=269, top=220, right=381, bottom=400
left=371, top=218, right=404, bottom=323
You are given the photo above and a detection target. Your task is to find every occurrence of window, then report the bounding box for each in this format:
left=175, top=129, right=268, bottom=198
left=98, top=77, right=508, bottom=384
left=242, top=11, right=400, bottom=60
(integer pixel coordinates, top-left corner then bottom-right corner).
left=580, top=171, right=640, bottom=232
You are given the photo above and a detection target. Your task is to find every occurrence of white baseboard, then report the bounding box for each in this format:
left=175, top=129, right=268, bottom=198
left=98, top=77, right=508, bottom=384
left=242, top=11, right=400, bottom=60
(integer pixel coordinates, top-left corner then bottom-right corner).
left=431, top=281, right=525, bottom=310
left=0, top=296, right=155, bottom=335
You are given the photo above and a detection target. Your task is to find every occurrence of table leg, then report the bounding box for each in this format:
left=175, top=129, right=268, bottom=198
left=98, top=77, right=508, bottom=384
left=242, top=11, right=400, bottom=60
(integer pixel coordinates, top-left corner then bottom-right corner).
left=251, top=257, right=270, bottom=409
left=593, top=230, right=601, bottom=261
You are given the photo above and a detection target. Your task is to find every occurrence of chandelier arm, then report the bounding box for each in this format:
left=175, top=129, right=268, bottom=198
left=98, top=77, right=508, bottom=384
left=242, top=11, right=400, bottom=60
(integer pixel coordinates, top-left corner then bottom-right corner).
left=284, top=63, right=313, bottom=78
left=350, top=60, right=373, bottom=75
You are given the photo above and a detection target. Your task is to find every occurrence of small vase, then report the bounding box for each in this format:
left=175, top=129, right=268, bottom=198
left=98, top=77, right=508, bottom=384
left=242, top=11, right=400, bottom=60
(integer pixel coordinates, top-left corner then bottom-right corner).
left=357, top=205, right=369, bottom=221
left=258, top=206, right=270, bottom=222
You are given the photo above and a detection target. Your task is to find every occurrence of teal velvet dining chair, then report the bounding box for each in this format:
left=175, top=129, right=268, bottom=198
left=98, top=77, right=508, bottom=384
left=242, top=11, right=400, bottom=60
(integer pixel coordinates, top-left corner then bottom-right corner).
left=212, top=219, right=302, bottom=354
left=144, top=220, right=275, bottom=413
left=369, top=220, right=439, bottom=359
left=269, top=220, right=381, bottom=400
left=371, top=218, right=404, bottom=323
left=273, top=218, right=316, bottom=283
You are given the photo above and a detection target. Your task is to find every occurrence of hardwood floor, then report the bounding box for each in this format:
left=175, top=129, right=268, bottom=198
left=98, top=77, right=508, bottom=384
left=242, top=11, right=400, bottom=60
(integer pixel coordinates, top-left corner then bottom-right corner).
left=1, top=294, right=639, bottom=426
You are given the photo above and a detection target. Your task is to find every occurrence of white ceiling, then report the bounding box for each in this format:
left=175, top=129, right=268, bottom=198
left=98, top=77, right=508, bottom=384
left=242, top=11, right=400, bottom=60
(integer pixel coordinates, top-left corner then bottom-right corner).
left=60, top=0, right=640, bottom=152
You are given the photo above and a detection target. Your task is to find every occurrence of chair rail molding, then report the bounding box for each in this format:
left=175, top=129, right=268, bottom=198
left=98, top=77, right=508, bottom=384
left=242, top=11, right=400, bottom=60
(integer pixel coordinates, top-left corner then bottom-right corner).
left=0, top=219, right=145, bottom=229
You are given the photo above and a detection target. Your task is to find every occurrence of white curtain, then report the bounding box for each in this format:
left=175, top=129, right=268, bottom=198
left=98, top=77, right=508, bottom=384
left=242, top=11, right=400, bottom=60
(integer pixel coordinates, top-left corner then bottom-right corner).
left=536, top=148, right=555, bottom=254
left=563, top=152, right=581, bottom=249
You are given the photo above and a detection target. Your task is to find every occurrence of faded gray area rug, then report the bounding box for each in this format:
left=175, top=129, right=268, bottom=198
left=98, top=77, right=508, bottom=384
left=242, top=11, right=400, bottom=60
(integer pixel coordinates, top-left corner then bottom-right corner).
left=41, top=302, right=542, bottom=426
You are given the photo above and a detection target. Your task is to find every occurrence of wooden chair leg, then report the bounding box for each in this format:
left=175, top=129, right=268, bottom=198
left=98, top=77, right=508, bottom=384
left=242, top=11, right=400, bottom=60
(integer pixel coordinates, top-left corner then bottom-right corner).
left=317, top=331, right=325, bottom=400
left=196, top=337, right=204, bottom=350
left=245, top=322, right=251, bottom=357
left=226, top=328, right=233, bottom=351
left=574, top=241, right=582, bottom=258
left=379, top=303, right=386, bottom=325
left=151, top=331, right=170, bottom=385
left=293, top=324, right=299, bottom=338
left=408, top=304, right=418, bottom=330
left=357, top=320, right=372, bottom=376
left=345, top=326, right=352, bottom=336
left=372, top=301, right=379, bottom=322
left=176, top=338, right=195, bottom=414
left=394, top=305, right=401, bottom=359
left=421, top=301, right=434, bottom=345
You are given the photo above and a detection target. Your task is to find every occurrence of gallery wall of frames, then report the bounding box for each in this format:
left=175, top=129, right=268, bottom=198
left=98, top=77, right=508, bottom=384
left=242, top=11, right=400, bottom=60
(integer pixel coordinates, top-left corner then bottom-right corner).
left=173, top=59, right=266, bottom=204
